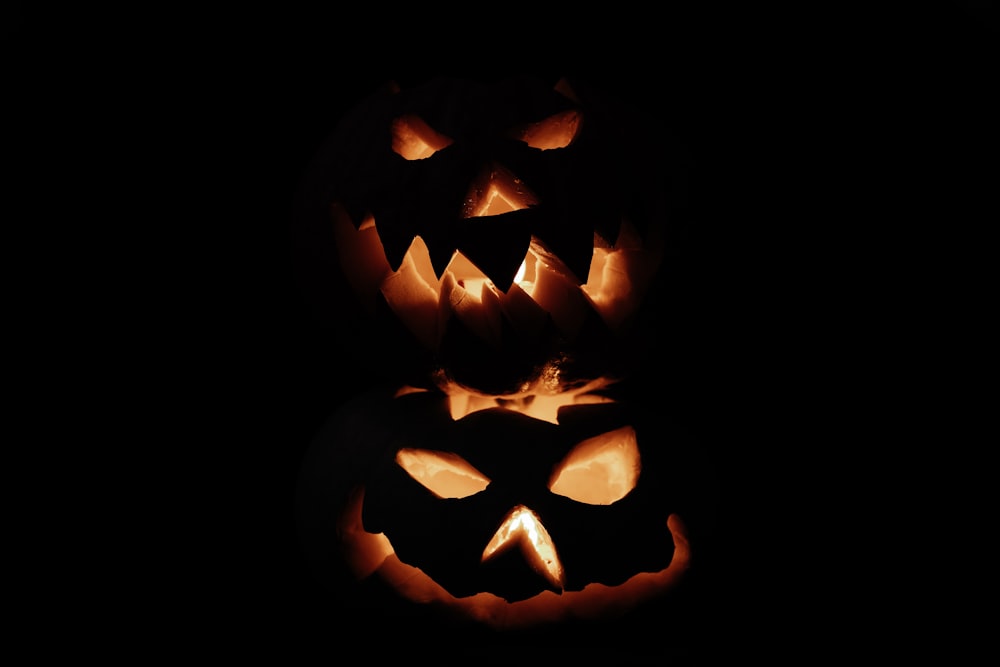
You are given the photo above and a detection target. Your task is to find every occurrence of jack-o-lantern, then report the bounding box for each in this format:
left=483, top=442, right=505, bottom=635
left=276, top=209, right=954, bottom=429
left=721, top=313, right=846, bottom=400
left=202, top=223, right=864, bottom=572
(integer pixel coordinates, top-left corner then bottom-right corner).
left=297, top=382, right=713, bottom=631
left=294, top=74, right=709, bottom=631
left=310, top=74, right=670, bottom=396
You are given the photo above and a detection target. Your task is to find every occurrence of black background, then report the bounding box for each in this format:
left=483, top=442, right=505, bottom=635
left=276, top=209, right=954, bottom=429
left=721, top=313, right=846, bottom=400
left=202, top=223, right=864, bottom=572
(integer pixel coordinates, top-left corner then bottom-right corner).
left=11, top=2, right=995, bottom=662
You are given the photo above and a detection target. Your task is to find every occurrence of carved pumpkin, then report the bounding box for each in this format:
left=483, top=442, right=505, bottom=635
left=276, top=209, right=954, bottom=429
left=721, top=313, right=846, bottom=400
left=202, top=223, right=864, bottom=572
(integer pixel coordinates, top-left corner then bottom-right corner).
left=309, top=74, right=669, bottom=396
left=294, top=74, right=710, bottom=631
left=297, top=382, right=713, bottom=630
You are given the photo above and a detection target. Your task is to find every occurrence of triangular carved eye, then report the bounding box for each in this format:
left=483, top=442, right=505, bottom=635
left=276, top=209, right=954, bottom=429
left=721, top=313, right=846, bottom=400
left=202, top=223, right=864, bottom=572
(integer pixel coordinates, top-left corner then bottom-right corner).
left=548, top=426, right=640, bottom=505
left=509, top=110, right=582, bottom=150
left=396, top=448, right=491, bottom=499
left=391, top=114, right=454, bottom=160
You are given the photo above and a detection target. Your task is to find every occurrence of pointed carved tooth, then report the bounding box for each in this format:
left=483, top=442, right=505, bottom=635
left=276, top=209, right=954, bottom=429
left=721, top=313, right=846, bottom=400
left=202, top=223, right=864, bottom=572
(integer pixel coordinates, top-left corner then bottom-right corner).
left=438, top=251, right=505, bottom=348
left=332, top=204, right=391, bottom=313
left=443, top=251, right=484, bottom=283
left=529, top=254, right=590, bottom=338
left=380, top=236, right=440, bottom=350
left=402, top=236, right=441, bottom=291
left=428, top=241, right=457, bottom=281
left=378, top=219, right=413, bottom=273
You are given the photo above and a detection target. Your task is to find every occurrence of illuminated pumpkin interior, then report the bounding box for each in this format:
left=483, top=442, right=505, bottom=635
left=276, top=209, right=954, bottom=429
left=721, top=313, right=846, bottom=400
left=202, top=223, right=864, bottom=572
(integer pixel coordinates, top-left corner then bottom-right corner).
left=333, top=209, right=660, bottom=353
left=395, top=447, right=491, bottom=499
left=549, top=425, right=640, bottom=505
left=482, top=505, right=564, bottom=591
left=509, top=110, right=582, bottom=151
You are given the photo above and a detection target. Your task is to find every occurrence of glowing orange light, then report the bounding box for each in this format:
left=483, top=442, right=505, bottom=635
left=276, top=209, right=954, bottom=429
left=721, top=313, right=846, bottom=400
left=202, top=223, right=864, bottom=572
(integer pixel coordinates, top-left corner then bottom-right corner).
left=395, top=448, right=491, bottom=499
left=482, top=505, right=565, bottom=590
left=440, top=375, right=615, bottom=424
left=549, top=426, right=640, bottom=505
left=513, top=259, right=528, bottom=287
left=391, top=114, right=454, bottom=160
left=510, top=110, right=582, bottom=150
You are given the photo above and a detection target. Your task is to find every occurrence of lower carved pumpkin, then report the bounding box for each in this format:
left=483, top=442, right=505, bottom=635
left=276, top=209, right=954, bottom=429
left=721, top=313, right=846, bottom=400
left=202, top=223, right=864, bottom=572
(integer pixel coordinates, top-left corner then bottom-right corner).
left=296, top=381, right=715, bottom=631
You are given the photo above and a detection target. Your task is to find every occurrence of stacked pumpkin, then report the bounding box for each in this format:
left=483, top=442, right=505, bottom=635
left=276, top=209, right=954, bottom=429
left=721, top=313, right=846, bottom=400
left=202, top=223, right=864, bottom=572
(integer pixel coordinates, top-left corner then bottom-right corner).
left=295, top=74, right=711, bottom=630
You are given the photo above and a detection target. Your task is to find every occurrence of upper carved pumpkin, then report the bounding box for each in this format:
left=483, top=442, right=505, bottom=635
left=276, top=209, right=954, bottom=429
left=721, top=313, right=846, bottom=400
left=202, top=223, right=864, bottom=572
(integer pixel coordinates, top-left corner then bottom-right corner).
left=324, top=75, right=671, bottom=396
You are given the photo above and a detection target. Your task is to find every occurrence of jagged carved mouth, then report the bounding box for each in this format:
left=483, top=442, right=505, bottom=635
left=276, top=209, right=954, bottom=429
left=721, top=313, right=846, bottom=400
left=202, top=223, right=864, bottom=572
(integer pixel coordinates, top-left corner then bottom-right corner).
left=331, top=200, right=662, bottom=361
left=338, top=484, right=690, bottom=630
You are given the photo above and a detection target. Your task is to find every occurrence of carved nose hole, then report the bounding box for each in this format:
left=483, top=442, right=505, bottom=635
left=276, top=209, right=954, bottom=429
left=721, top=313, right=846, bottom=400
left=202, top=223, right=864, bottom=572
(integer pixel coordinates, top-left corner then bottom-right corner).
left=461, top=162, right=539, bottom=219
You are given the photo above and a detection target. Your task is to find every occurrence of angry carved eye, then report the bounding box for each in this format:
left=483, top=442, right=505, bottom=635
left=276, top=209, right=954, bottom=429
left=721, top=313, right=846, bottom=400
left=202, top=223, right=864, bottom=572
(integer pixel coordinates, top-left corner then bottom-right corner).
left=395, top=447, right=491, bottom=499
left=391, top=114, right=454, bottom=160
left=509, top=110, right=582, bottom=150
left=549, top=425, right=640, bottom=505
left=391, top=108, right=581, bottom=162
left=396, top=425, right=640, bottom=506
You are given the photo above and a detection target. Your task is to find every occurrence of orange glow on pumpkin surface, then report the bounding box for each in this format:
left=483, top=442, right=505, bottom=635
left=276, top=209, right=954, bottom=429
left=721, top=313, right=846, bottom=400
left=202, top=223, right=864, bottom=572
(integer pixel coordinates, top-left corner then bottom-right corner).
left=396, top=377, right=616, bottom=424
left=549, top=425, right=640, bottom=505
left=395, top=447, right=491, bottom=499
left=337, top=484, right=691, bottom=630
left=343, top=419, right=667, bottom=627
left=509, top=109, right=582, bottom=150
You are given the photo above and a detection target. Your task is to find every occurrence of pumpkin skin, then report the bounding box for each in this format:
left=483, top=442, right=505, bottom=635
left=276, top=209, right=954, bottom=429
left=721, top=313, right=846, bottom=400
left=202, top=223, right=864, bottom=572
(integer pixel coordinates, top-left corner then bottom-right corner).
left=295, top=383, right=713, bottom=630
left=307, top=74, right=670, bottom=396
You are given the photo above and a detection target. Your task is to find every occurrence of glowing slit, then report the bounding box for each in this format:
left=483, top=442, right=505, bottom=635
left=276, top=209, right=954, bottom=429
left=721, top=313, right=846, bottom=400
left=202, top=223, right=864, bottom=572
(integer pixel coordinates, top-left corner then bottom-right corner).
left=395, top=448, right=491, bottom=499
left=482, top=505, right=564, bottom=590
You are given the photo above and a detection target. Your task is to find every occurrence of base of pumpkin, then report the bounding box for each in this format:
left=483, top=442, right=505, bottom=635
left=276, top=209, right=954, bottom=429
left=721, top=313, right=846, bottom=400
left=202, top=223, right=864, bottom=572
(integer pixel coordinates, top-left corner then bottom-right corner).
left=338, top=485, right=691, bottom=631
